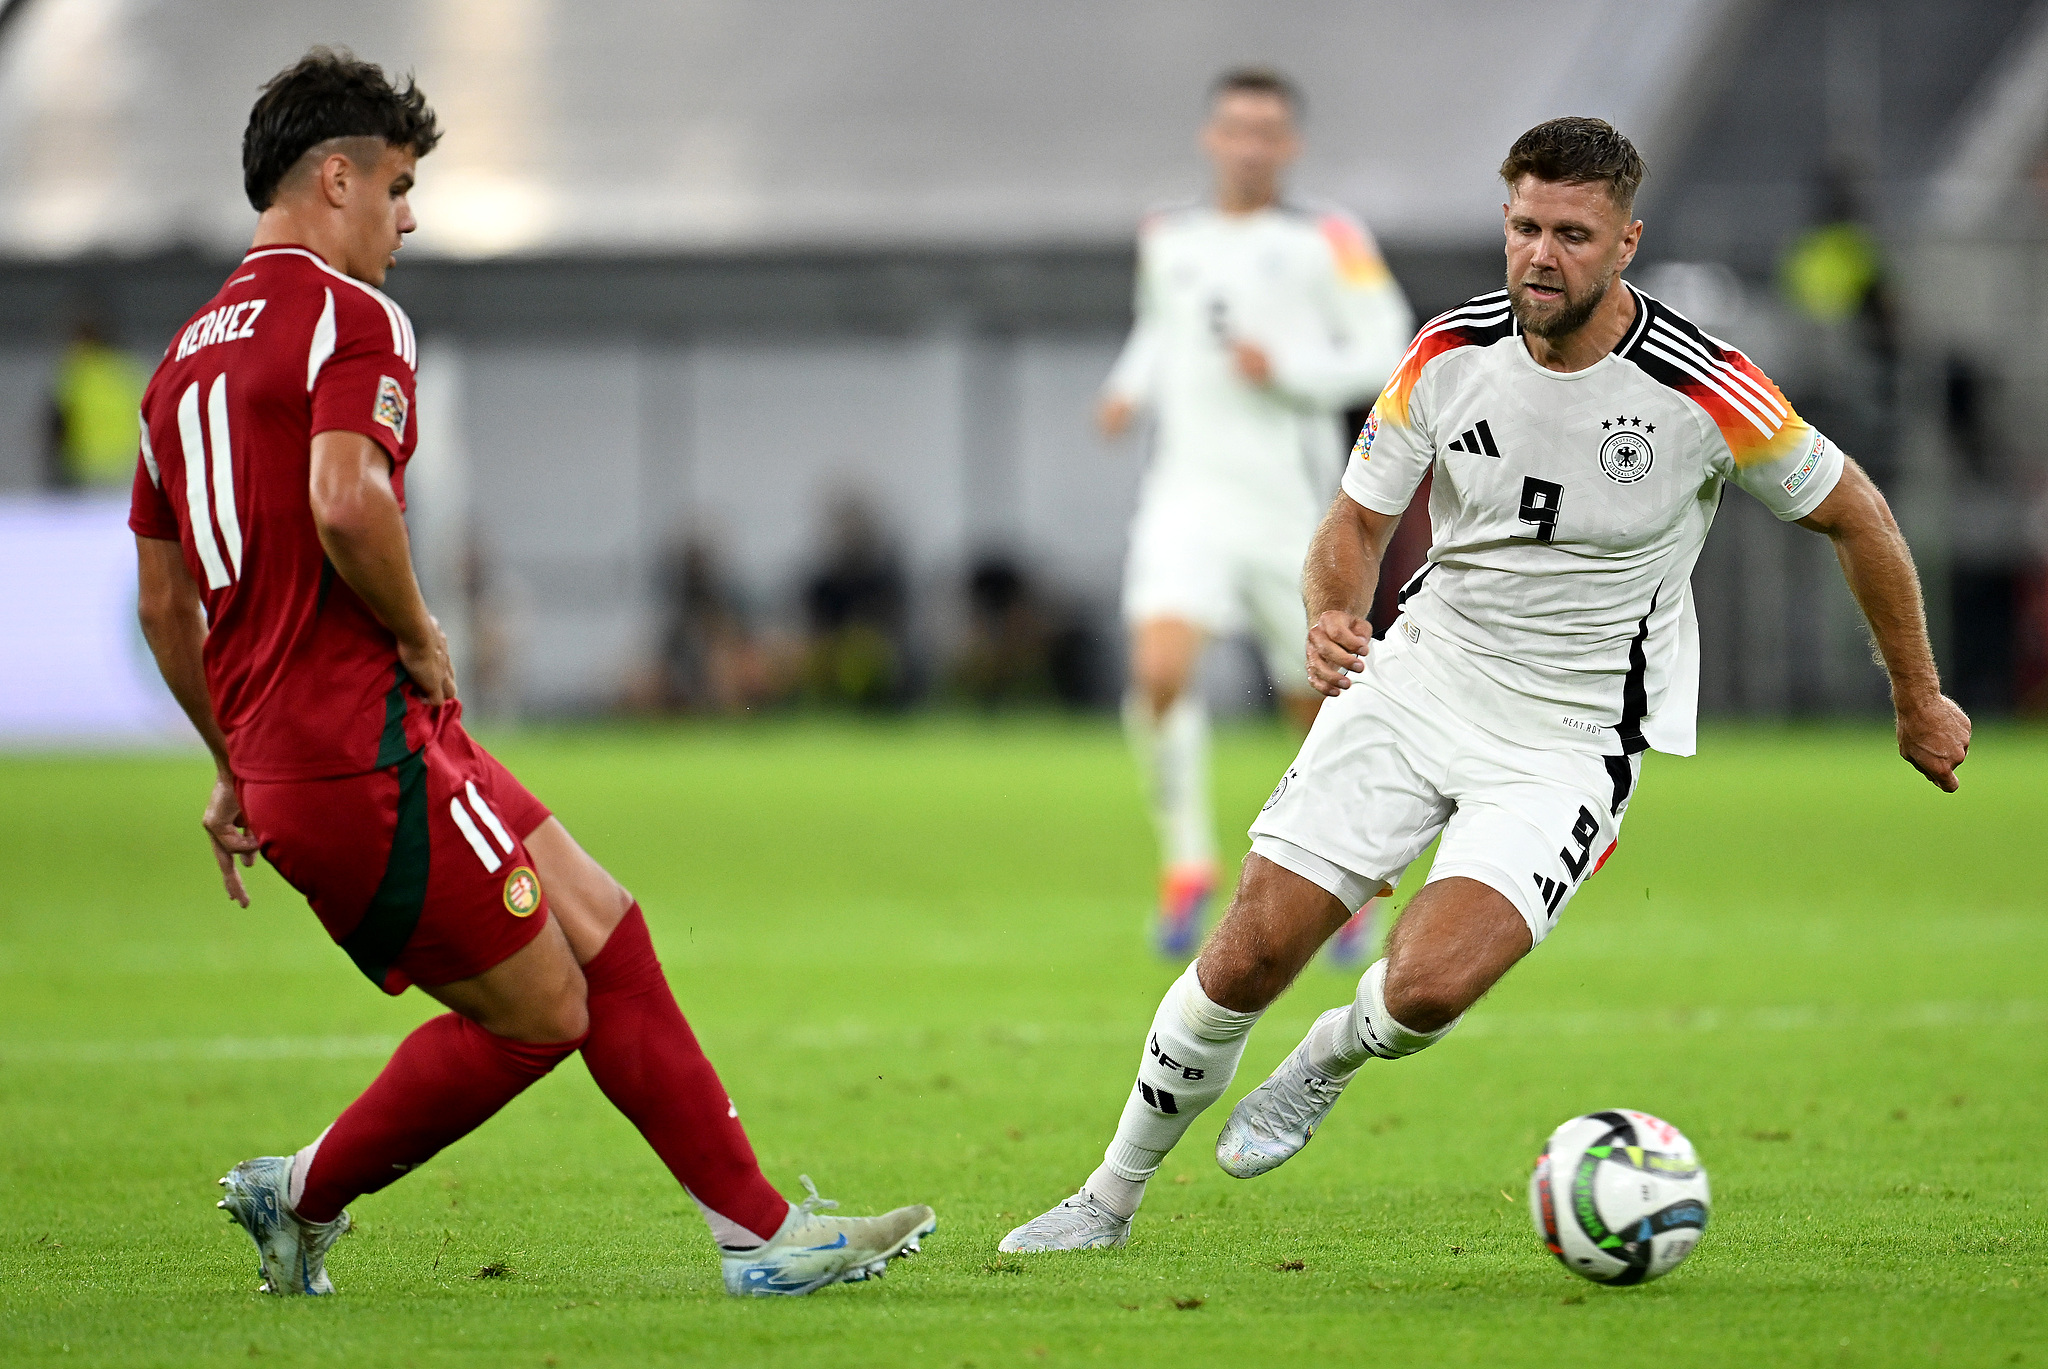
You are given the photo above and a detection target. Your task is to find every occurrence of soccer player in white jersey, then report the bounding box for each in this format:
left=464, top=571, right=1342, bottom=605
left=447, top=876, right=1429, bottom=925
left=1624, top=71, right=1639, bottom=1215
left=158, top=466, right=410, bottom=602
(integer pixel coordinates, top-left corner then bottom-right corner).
left=1102, top=68, right=1415, bottom=957
left=1002, top=117, right=1971, bottom=1252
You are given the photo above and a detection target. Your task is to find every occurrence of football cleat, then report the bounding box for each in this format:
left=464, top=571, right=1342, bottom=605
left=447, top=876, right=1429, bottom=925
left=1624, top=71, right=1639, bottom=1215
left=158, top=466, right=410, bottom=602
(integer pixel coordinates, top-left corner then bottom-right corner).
left=722, top=1176, right=937, bottom=1297
left=1215, top=1012, right=1354, bottom=1178
left=216, top=1155, right=351, bottom=1295
left=1156, top=862, right=1217, bottom=958
left=996, top=1189, right=1131, bottom=1253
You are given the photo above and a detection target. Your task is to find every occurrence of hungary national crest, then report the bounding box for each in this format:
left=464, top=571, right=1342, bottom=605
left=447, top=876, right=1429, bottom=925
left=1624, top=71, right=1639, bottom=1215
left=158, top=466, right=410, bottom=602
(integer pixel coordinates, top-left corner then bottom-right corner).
left=503, top=866, right=542, bottom=917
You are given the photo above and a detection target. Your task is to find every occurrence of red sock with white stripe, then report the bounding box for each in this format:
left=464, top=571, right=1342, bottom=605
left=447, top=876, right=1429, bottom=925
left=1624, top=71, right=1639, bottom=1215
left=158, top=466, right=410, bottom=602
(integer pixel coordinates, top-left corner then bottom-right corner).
left=578, top=905, right=792, bottom=1247
left=290, top=1013, right=584, bottom=1223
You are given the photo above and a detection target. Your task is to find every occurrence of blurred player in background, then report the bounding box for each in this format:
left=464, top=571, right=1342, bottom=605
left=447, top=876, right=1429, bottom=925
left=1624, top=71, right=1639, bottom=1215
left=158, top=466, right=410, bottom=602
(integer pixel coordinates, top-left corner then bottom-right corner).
left=45, top=316, right=149, bottom=489
left=1003, top=117, right=1969, bottom=1254
left=1102, top=68, right=1414, bottom=958
left=131, top=49, right=933, bottom=1299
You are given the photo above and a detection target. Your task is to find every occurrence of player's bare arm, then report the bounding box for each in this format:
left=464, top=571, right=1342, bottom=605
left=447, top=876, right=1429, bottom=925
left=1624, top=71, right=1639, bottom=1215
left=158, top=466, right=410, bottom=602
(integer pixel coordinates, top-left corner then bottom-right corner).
left=1795, top=458, right=1971, bottom=791
left=1301, top=492, right=1400, bottom=695
left=1229, top=340, right=1272, bottom=386
left=308, top=429, right=455, bottom=706
left=1096, top=393, right=1136, bottom=438
left=134, top=534, right=260, bottom=906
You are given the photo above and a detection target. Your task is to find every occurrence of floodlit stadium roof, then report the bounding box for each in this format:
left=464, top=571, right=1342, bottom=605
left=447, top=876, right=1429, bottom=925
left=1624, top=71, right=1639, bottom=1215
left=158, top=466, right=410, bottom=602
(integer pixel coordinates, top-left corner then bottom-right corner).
left=0, top=0, right=1748, bottom=258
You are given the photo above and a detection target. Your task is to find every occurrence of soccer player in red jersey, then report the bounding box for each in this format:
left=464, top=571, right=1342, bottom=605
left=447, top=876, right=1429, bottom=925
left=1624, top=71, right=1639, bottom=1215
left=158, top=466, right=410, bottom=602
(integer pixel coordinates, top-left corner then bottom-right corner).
left=131, top=49, right=935, bottom=1298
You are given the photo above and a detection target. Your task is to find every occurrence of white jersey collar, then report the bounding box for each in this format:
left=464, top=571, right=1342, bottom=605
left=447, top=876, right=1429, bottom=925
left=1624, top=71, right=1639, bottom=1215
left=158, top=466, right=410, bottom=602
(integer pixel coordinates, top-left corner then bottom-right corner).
left=1510, top=282, right=1647, bottom=382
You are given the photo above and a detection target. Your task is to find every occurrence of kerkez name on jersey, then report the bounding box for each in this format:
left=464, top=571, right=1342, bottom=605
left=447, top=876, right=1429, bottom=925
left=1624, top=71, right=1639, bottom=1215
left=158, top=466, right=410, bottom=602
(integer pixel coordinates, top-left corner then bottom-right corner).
left=174, top=300, right=267, bottom=361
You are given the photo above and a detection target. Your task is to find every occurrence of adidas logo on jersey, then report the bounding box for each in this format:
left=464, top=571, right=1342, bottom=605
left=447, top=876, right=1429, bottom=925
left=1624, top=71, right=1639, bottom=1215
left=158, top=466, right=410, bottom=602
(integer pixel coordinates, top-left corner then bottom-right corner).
left=1447, top=419, right=1500, bottom=457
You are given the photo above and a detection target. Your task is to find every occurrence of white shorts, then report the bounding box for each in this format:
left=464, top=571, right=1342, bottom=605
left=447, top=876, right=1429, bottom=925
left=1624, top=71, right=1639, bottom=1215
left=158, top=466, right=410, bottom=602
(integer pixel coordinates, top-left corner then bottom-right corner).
left=1246, top=628, right=1641, bottom=945
left=1122, top=497, right=1312, bottom=692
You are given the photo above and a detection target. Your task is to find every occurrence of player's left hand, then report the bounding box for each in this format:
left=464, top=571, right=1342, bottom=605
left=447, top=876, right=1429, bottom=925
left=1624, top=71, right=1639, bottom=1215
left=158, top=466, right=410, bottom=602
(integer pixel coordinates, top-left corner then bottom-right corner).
left=1230, top=340, right=1273, bottom=386
left=1895, top=691, right=1971, bottom=792
left=203, top=774, right=260, bottom=907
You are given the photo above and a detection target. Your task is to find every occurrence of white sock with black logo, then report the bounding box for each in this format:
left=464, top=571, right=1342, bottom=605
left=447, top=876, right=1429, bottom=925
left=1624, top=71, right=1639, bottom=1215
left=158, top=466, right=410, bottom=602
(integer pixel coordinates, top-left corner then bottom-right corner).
left=1300, top=957, right=1460, bottom=1080
left=1084, top=963, right=1261, bottom=1218
left=1123, top=690, right=1216, bottom=871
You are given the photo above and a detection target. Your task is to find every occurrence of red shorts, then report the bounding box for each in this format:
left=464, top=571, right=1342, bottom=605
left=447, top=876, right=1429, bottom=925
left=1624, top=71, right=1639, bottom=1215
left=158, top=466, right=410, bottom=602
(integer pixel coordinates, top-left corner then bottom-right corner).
left=241, top=717, right=553, bottom=994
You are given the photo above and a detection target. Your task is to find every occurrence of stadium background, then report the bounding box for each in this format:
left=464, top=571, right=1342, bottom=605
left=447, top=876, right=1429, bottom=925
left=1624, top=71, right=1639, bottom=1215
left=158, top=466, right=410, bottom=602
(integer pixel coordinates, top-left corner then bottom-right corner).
left=0, top=5, right=2044, bottom=1367
left=2, top=0, right=2046, bottom=735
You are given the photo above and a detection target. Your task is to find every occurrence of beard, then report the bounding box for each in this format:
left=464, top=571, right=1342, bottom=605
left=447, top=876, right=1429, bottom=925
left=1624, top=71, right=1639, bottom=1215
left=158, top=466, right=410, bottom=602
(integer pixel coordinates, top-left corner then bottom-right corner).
left=1508, top=269, right=1612, bottom=339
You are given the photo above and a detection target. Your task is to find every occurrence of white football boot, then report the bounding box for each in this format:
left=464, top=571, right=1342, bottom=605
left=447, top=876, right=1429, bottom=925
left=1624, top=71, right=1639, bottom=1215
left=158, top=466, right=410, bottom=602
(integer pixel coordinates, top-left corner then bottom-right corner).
left=1215, top=1009, right=1355, bottom=1178
left=722, top=1176, right=937, bottom=1297
left=216, top=1155, right=352, bottom=1295
left=997, top=1189, right=1132, bottom=1253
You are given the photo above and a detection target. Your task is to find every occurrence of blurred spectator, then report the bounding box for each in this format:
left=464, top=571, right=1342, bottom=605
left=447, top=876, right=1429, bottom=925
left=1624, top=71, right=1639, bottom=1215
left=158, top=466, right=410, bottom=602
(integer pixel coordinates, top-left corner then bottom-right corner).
left=803, top=497, right=908, bottom=709
left=1778, top=168, right=1898, bottom=481
left=2020, top=562, right=2048, bottom=716
left=947, top=553, right=1111, bottom=710
left=951, top=556, right=1052, bottom=707
left=641, top=531, right=794, bottom=714
left=45, top=317, right=148, bottom=490
left=460, top=532, right=515, bottom=721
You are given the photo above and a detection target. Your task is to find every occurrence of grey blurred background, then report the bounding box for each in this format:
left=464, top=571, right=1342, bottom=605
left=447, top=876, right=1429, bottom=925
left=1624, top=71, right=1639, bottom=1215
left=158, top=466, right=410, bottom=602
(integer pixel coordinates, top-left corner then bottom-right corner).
left=3, top=0, right=2045, bottom=734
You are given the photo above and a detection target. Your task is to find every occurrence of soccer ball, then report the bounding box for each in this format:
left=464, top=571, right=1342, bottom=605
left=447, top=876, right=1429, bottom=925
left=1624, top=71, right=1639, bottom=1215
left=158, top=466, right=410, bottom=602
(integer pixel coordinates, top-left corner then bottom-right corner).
left=1528, top=1108, right=1710, bottom=1285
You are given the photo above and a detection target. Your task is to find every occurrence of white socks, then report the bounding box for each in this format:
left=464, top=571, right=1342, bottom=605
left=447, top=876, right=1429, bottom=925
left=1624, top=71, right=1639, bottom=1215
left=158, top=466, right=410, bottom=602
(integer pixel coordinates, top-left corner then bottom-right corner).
left=1123, top=690, right=1215, bottom=871
left=1300, top=958, right=1460, bottom=1080
left=1085, top=963, right=1261, bottom=1218
left=697, top=1193, right=776, bottom=1250
left=288, top=1127, right=329, bottom=1213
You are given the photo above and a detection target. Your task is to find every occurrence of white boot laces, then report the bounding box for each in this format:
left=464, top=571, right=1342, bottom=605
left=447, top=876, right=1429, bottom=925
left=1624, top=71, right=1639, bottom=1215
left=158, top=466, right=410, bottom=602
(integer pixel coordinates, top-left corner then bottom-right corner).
left=1265, top=1063, right=1340, bottom=1135
left=796, top=1174, right=841, bottom=1219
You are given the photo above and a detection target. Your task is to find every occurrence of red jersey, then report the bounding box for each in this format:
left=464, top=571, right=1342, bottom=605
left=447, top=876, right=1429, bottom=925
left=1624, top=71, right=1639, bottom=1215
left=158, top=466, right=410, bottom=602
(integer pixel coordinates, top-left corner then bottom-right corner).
left=130, top=245, right=432, bottom=782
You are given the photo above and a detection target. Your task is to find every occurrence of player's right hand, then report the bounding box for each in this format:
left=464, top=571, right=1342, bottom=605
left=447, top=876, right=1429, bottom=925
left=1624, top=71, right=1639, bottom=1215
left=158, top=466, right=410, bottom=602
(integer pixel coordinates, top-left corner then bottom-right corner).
left=203, top=775, right=260, bottom=908
left=1306, top=610, right=1372, bottom=697
left=1097, top=395, right=1136, bottom=439
left=399, top=615, right=458, bottom=707
left=1896, top=690, right=1971, bottom=792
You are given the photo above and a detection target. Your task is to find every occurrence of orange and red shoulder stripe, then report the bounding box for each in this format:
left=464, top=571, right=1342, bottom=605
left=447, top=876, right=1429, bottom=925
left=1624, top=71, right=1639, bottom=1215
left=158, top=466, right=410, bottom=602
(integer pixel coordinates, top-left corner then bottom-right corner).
left=1318, top=212, right=1391, bottom=289
left=1625, top=300, right=1808, bottom=467
left=1372, top=292, right=1514, bottom=432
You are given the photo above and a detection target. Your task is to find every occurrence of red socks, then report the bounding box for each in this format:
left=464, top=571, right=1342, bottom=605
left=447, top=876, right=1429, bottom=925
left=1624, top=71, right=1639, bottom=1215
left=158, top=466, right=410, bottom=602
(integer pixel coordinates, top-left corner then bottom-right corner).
left=578, top=905, right=791, bottom=1244
left=292, top=1013, right=582, bottom=1223
left=289, top=907, right=786, bottom=1245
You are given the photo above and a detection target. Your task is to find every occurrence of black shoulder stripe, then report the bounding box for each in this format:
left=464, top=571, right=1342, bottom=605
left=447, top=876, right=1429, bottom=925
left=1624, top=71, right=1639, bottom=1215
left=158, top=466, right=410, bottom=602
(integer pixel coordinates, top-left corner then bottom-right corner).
left=1612, top=283, right=1655, bottom=355
left=1619, top=291, right=1696, bottom=395
left=1631, top=288, right=1725, bottom=356
left=1424, top=289, right=1509, bottom=327
left=1420, top=291, right=1515, bottom=346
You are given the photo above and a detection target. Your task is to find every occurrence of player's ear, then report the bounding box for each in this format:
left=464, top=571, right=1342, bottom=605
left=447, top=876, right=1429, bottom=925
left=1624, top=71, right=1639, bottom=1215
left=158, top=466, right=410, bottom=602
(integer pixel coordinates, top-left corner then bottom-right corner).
left=1617, top=216, right=1643, bottom=271
left=319, top=151, right=352, bottom=209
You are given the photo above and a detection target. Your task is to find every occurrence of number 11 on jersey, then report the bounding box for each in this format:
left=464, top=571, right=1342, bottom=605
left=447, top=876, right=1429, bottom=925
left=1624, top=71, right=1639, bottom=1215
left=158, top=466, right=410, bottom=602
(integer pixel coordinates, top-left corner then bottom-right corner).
left=176, top=372, right=243, bottom=589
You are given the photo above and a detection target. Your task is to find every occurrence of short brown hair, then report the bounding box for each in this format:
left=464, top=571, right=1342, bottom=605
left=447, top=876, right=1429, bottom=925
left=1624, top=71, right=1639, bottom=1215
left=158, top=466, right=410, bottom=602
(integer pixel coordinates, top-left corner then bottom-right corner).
left=1211, top=65, right=1303, bottom=118
left=1499, top=117, right=1646, bottom=213
left=243, top=48, right=440, bottom=211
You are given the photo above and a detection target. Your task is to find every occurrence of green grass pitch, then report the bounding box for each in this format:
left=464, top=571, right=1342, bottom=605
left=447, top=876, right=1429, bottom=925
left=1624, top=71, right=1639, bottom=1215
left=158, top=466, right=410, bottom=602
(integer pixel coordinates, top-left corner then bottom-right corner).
left=1, top=718, right=2042, bottom=1368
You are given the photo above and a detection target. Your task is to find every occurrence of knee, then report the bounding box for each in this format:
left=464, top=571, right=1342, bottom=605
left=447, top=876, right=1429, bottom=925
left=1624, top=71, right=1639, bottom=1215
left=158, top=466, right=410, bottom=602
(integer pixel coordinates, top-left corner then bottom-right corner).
left=1131, top=660, right=1185, bottom=720
left=551, top=989, right=590, bottom=1045
left=1380, top=961, right=1463, bottom=1034
left=1196, top=941, right=1286, bottom=1014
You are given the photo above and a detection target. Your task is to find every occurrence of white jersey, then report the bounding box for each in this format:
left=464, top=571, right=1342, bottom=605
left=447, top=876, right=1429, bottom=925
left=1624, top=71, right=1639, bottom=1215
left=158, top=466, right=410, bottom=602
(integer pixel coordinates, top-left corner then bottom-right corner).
left=1108, top=201, right=1415, bottom=538
left=1344, top=284, right=1845, bottom=758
